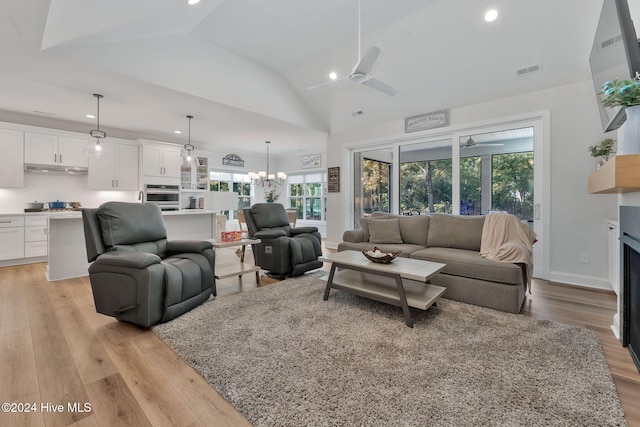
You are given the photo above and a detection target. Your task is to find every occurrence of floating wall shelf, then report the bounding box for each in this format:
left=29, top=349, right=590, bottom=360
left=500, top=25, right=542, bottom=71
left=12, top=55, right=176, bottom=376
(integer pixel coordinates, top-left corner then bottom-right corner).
left=588, top=154, right=640, bottom=194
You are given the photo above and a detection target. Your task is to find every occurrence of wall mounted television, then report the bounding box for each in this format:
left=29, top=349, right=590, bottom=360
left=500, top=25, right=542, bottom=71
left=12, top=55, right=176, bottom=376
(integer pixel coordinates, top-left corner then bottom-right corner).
left=589, top=0, right=640, bottom=132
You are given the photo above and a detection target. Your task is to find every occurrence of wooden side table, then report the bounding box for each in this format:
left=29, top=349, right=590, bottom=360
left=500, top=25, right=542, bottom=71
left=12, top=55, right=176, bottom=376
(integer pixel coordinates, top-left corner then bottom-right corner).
left=209, top=238, right=261, bottom=284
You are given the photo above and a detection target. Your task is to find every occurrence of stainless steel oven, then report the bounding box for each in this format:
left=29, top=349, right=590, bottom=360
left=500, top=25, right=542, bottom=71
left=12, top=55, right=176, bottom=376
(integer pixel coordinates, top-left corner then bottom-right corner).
left=144, top=184, right=180, bottom=211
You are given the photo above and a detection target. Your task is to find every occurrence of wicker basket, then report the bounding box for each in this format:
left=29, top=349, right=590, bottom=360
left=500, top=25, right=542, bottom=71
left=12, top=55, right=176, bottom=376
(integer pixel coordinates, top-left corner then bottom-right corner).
left=362, top=247, right=400, bottom=264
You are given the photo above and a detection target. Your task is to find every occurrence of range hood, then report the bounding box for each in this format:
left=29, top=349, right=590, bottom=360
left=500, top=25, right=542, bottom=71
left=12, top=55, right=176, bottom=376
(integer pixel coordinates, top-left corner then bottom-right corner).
left=24, top=163, right=88, bottom=175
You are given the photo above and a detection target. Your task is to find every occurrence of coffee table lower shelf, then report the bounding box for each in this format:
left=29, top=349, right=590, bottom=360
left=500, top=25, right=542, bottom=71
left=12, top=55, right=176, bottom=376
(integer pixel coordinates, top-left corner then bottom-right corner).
left=322, top=269, right=445, bottom=311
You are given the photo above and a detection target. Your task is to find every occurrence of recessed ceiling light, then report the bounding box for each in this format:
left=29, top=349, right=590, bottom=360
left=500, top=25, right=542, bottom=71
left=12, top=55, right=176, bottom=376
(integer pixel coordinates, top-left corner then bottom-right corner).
left=86, top=114, right=95, bottom=119
left=329, top=72, right=337, bottom=80
left=187, top=0, right=200, bottom=5
left=174, top=130, right=182, bottom=134
left=484, top=9, right=498, bottom=22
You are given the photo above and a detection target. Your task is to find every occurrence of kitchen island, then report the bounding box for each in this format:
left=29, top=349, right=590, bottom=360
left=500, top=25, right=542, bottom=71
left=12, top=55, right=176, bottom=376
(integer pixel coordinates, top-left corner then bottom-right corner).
left=46, top=209, right=216, bottom=281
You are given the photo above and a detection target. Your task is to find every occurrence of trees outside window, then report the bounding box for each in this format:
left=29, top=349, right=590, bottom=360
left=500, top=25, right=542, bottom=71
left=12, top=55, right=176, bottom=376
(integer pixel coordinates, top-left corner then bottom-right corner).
left=400, top=159, right=452, bottom=214
left=492, top=152, right=534, bottom=220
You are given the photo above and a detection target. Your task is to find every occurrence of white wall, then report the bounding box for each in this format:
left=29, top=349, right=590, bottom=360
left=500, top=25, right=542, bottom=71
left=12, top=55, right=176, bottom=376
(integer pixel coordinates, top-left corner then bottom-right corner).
left=0, top=173, right=139, bottom=212
left=326, top=80, right=618, bottom=289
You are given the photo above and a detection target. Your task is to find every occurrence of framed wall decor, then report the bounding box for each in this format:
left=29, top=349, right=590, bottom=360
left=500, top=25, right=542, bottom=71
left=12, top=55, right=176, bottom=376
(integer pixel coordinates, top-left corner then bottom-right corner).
left=328, top=167, right=340, bottom=192
left=302, top=153, right=321, bottom=169
left=405, top=109, right=450, bottom=133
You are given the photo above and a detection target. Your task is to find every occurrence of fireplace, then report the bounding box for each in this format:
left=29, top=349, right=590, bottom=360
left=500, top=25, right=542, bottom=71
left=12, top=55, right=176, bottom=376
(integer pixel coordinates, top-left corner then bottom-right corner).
left=620, top=206, right=640, bottom=373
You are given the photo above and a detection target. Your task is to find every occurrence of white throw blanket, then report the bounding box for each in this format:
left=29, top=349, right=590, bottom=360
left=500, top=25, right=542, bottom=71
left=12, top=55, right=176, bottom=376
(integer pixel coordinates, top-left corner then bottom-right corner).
left=480, top=213, right=537, bottom=293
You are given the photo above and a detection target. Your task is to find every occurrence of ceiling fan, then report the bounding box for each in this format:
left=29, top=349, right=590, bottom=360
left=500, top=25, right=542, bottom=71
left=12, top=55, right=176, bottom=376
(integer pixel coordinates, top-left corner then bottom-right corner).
left=461, top=137, right=504, bottom=149
left=307, top=0, right=398, bottom=96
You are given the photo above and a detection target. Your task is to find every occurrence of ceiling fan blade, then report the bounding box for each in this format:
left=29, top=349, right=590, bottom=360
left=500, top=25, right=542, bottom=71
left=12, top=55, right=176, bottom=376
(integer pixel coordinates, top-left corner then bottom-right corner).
left=462, top=142, right=505, bottom=148
left=362, top=76, right=399, bottom=96
left=352, top=46, right=380, bottom=75
left=307, top=77, right=349, bottom=91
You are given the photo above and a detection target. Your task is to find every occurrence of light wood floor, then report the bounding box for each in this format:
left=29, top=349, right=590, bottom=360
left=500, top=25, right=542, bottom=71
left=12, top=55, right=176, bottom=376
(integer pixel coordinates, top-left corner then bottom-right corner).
left=1, top=246, right=639, bottom=426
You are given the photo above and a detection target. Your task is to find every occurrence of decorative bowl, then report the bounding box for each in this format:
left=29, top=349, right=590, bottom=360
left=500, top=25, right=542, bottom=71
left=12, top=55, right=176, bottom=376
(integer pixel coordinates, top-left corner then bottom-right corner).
left=362, top=247, right=400, bottom=264
left=68, top=202, right=82, bottom=209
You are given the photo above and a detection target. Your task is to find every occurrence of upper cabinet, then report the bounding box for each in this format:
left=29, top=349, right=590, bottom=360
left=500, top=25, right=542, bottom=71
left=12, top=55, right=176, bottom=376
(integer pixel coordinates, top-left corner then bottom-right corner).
left=142, top=144, right=182, bottom=178
left=181, top=156, right=209, bottom=191
left=24, top=132, right=88, bottom=167
left=88, top=143, right=139, bottom=191
left=0, top=128, right=24, bottom=188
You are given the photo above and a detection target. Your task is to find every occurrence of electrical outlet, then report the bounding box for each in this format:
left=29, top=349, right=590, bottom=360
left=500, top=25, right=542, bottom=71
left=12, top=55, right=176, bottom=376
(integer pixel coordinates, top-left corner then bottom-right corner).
left=580, top=253, right=590, bottom=264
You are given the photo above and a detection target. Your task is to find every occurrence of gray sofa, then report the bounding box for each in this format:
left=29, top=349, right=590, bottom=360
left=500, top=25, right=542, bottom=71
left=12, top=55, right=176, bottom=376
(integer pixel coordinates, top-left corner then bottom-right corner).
left=338, top=212, right=530, bottom=313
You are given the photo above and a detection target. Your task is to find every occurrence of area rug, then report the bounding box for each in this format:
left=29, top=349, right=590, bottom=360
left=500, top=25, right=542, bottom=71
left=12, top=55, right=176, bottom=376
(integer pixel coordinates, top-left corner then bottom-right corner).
left=152, top=274, right=626, bottom=426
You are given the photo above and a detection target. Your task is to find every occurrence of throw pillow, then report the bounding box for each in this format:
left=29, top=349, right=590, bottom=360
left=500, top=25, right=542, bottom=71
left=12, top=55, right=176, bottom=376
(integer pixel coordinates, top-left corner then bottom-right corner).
left=368, top=218, right=403, bottom=244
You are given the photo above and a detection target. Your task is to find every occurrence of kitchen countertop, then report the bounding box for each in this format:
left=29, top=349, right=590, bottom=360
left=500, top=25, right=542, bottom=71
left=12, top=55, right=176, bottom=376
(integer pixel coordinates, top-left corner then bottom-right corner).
left=0, top=209, right=217, bottom=219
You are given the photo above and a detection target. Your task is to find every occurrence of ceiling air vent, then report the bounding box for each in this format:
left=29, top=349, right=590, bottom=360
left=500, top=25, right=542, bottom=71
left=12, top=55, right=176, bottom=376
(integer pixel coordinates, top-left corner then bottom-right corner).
left=516, top=64, right=541, bottom=77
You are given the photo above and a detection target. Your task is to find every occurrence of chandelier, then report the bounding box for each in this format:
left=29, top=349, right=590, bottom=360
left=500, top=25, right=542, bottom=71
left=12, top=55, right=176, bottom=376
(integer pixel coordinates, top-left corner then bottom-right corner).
left=248, top=141, right=286, bottom=186
left=85, top=93, right=110, bottom=157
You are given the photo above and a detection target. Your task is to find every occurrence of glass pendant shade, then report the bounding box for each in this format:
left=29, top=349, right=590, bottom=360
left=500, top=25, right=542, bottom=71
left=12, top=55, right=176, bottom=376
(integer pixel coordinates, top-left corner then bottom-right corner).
left=85, top=93, right=110, bottom=158
left=182, top=115, right=197, bottom=167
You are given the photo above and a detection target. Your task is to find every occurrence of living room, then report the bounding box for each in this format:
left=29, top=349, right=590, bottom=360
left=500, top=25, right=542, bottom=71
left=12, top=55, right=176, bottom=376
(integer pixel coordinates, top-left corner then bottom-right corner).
left=1, top=0, right=640, bottom=425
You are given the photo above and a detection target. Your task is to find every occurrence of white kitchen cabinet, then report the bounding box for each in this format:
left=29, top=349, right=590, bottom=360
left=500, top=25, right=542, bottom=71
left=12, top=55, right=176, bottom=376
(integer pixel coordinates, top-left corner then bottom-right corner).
left=0, top=216, right=25, bottom=260
left=25, top=216, right=48, bottom=258
left=88, top=143, right=139, bottom=190
left=0, top=128, right=24, bottom=188
left=24, top=132, right=88, bottom=167
left=143, top=145, right=182, bottom=178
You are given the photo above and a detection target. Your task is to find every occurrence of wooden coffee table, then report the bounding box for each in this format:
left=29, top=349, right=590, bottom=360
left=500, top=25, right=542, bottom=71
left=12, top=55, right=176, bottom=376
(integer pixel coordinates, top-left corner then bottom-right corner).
left=320, top=250, right=446, bottom=327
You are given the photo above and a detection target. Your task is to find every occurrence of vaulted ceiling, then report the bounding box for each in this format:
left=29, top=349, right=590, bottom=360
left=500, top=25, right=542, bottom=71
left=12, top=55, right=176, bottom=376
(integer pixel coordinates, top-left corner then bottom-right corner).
left=0, top=0, right=612, bottom=155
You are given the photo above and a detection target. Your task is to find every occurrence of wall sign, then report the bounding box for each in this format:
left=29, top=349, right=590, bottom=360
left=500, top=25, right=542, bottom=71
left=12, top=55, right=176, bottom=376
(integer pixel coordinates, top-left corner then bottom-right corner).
left=302, top=153, right=321, bottom=169
left=222, top=154, right=244, bottom=167
left=405, top=109, right=450, bottom=133
left=328, top=167, right=340, bottom=192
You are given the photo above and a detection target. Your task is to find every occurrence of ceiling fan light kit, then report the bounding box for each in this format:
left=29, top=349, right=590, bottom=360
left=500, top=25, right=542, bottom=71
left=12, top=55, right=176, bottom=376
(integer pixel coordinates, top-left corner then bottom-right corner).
left=307, top=0, right=398, bottom=96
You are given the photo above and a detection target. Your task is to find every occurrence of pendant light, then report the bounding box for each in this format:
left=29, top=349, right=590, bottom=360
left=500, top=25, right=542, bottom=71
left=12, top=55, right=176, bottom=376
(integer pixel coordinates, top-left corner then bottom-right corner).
left=84, top=93, right=110, bottom=157
left=182, top=115, right=197, bottom=166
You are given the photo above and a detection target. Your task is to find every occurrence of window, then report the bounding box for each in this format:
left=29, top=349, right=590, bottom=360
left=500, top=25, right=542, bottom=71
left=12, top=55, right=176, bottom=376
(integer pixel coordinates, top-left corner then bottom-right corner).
left=210, top=172, right=253, bottom=219
left=288, top=173, right=327, bottom=221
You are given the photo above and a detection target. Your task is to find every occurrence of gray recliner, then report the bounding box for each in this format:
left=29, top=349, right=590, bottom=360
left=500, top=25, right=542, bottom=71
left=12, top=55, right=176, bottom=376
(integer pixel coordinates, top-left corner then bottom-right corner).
left=81, top=201, right=215, bottom=327
left=244, top=203, right=323, bottom=277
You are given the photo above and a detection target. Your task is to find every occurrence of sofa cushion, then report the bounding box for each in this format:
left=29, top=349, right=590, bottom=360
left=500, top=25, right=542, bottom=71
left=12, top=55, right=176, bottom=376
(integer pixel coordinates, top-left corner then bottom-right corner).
left=411, top=247, right=523, bottom=285
left=397, top=215, right=429, bottom=246
left=427, top=214, right=485, bottom=251
left=369, top=218, right=403, bottom=244
left=360, top=211, right=392, bottom=241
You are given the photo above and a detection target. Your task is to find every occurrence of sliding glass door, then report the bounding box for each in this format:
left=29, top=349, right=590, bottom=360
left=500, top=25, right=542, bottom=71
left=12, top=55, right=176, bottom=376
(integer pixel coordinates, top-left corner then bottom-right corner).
left=457, top=127, right=534, bottom=221
left=353, top=148, right=393, bottom=227
left=399, top=138, right=453, bottom=215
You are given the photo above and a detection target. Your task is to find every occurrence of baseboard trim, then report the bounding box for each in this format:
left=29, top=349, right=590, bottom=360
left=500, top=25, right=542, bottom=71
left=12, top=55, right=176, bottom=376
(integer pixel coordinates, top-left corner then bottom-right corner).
left=547, top=271, right=612, bottom=291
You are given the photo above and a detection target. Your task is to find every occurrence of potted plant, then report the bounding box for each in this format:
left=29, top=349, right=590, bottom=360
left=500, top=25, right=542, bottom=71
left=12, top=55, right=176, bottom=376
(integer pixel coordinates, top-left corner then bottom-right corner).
left=601, top=77, right=640, bottom=154
left=264, top=189, right=280, bottom=203
left=588, top=138, right=616, bottom=167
